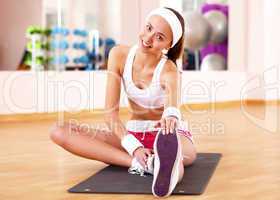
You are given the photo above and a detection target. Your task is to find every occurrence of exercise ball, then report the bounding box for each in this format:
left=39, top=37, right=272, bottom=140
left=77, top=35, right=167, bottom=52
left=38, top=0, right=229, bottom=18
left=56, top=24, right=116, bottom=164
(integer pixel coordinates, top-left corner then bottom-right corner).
left=204, top=10, right=228, bottom=44
left=200, top=54, right=226, bottom=71
left=184, top=11, right=212, bottom=51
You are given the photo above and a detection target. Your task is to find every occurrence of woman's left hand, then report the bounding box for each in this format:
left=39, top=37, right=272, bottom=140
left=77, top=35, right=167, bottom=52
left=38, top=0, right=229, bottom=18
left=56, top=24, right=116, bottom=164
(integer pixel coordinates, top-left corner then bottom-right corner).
left=154, top=116, right=178, bottom=135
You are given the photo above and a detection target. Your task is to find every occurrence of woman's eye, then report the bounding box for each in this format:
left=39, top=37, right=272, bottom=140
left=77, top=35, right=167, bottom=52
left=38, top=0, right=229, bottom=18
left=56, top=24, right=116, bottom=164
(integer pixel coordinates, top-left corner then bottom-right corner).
left=146, top=25, right=151, bottom=31
left=156, top=35, right=163, bottom=41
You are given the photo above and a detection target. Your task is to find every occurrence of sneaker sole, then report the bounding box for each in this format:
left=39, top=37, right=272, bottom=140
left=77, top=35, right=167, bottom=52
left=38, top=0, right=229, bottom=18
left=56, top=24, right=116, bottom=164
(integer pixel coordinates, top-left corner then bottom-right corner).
left=152, top=130, right=180, bottom=197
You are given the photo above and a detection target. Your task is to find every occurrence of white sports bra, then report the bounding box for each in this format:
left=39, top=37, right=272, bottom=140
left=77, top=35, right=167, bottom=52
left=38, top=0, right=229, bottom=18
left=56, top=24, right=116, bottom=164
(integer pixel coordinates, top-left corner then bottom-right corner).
left=122, top=45, right=167, bottom=109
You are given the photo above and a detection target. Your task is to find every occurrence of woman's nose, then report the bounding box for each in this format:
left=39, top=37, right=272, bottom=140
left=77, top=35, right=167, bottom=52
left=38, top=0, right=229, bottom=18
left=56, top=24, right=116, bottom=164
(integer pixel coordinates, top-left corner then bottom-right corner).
left=144, top=31, right=154, bottom=43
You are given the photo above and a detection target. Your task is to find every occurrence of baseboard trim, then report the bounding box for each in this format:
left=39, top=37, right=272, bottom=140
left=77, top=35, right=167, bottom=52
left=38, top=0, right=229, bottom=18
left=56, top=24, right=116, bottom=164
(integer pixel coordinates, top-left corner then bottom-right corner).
left=0, top=100, right=278, bottom=123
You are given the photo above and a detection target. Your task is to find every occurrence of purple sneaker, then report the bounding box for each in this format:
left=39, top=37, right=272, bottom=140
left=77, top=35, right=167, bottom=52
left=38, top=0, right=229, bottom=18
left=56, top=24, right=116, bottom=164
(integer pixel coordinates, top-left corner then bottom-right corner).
left=152, top=129, right=182, bottom=197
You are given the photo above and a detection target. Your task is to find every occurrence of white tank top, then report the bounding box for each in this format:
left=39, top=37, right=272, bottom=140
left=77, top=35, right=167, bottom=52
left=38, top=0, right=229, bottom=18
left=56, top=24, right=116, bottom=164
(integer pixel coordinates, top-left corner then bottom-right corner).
left=122, top=45, right=167, bottom=109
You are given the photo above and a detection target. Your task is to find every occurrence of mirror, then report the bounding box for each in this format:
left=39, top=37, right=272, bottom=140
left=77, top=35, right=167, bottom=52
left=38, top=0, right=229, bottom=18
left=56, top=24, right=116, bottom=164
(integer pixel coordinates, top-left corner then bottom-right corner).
left=0, top=0, right=228, bottom=71
left=181, top=0, right=229, bottom=71
left=0, top=0, right=120, bottom=71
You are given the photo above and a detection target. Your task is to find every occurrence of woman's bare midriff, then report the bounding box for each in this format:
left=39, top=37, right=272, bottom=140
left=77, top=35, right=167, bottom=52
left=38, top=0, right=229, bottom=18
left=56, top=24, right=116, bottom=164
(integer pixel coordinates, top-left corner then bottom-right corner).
left=128, top=99, right=164, bottom=121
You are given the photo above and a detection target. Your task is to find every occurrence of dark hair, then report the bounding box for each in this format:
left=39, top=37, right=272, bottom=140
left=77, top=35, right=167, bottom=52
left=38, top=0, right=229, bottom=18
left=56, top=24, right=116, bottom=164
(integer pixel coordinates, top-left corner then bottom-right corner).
left=165, top=7, right=185, bottom=66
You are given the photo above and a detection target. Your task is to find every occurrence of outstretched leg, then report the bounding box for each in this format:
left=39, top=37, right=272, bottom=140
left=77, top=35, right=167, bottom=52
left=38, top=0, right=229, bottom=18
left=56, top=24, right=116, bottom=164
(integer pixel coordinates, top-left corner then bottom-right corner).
left=152, top=130, right=183, bottom=197
left=49, top=121, right=132, bottom=167
left=152, top=130, right=197, bottom=197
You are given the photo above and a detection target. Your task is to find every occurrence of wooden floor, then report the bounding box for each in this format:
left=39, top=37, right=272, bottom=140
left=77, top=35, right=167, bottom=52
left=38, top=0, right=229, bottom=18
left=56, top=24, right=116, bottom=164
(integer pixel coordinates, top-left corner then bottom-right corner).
left=1, top=103, right=280, bottom=200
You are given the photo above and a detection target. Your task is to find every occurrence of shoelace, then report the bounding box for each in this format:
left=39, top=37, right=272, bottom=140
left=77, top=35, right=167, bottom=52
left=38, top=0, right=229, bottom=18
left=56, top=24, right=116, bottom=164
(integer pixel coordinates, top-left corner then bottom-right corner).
left=128, top=156, right=155, bottom=177
left=128, top=166, right=146, bottom=177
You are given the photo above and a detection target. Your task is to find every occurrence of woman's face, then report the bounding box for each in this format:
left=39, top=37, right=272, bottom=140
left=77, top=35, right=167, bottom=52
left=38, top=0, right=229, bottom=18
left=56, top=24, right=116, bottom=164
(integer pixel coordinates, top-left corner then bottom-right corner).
left=138, top=15, right=173, bottom=54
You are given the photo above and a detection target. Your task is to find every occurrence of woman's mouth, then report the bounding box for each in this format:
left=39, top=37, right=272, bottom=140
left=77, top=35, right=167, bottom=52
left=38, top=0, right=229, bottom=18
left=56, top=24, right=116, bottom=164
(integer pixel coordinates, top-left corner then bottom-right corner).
left=141, top=40, right=152, bottom=48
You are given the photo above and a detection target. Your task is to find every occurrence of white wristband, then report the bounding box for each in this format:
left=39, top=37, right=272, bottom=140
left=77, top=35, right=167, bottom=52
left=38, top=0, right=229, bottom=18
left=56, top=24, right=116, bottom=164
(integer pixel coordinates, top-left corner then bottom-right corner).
left=162, top=107, right=182, bottom=121
left=121, top=134, right=144, bottom=156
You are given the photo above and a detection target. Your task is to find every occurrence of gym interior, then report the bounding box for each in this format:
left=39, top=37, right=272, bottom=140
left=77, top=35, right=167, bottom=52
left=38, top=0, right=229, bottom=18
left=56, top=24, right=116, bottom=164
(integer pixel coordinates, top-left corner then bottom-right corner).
left=0, top=0, right=279, bottom=199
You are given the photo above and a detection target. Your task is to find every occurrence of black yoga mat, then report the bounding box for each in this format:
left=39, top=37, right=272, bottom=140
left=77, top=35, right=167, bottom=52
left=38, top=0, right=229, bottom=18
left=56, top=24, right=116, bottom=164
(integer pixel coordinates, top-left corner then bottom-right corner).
left=68, top=153, right=222, bottom=195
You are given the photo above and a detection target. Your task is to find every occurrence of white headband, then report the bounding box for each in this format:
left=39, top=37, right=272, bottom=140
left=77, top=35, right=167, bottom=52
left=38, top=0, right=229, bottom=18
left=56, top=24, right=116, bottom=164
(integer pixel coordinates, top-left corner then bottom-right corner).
left=146, top=8, right=183, bottom=48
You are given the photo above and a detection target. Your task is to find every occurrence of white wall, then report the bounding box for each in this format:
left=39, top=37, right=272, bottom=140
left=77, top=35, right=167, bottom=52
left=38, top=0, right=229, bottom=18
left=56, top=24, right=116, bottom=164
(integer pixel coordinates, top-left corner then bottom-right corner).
left=119, top=0, right=160, bottom=45
left=247, top=0, right=264, bottom=74
left=99, top=0, right=121, bottom=42
left=0, top=0, right=42, bottom=70
left=119, top=0, right=142, bottom=45
left=263, top=0, right=280, bottom=68
left=160, top=0, right=183, bottom=12
left=228, top=0, right=279, bottom=101
left=263, top=0, right=280, bottom=101
left=245, top=0, right=280, bottom=101
left=227, top=0, right=247, bottom=71
left=0, top=71, right=247, bottom=115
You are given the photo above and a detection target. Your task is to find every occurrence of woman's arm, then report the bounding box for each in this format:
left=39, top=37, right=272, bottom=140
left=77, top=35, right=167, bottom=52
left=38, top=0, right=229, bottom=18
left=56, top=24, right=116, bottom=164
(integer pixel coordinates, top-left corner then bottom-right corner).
left=103, top=46, right=127, bottom=140
left=104, top=46, right=144, bottom=156
left=160, top=61, right=182, bottom=134
left=163, top=61, right=181, bottom=109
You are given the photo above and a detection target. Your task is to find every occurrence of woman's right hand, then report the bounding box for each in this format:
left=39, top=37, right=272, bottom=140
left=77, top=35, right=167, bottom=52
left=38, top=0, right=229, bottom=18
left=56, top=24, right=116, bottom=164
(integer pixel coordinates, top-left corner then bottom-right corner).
left=133, top=147, right=154, bottom=168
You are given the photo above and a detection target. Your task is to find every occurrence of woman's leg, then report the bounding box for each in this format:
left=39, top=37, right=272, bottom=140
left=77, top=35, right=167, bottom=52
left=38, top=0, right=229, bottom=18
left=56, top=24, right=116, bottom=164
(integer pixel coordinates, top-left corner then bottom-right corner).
left=49, top=121, right=132, bottom=167
left=180, top=135, right=197, bottom=166
left=152, top=130, right=192, bottom=197
left=177, top=135, right=197, bottom=181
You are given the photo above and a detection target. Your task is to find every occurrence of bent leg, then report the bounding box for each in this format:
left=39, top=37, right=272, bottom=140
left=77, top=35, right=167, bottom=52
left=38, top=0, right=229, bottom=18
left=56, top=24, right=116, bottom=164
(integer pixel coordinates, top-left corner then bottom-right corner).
left=179, top=134, right=197, bottom=166
left=49, top=121, right=132, bottom=167
left=176, top=134, right=197, bottom=182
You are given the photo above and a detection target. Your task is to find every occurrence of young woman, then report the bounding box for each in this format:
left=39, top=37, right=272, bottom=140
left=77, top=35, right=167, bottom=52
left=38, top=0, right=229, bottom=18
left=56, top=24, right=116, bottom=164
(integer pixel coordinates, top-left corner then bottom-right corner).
left=50, top=7, right=196, bottom=197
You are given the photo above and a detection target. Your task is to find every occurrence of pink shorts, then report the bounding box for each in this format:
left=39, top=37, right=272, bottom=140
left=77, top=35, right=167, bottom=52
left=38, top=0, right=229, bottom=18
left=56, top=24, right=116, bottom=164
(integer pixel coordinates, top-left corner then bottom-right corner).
left=126, top=120, right=194, bottom=149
